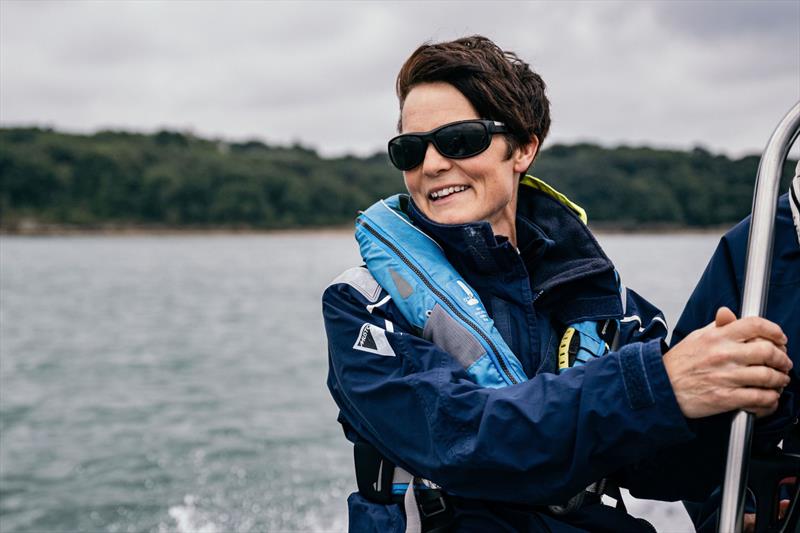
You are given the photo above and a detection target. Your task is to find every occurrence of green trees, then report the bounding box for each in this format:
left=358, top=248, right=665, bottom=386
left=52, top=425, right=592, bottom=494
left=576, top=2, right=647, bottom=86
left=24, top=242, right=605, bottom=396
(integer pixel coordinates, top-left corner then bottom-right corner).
left=0, top=127, right=794, bottom=230
left=534, top=144, right=795, bottom=228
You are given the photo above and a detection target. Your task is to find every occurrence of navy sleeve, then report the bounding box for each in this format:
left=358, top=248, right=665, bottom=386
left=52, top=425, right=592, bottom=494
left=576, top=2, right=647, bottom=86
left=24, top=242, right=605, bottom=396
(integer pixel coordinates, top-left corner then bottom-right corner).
left=618, top=237, right=766, bottom=502
left=324, top=277, right=693, bottom=505
left=603, top=285, right=730, bottom=501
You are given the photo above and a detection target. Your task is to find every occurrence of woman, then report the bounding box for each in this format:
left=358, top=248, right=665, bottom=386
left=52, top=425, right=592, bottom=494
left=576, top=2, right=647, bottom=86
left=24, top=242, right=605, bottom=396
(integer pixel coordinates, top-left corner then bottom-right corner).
left=323, top=36, right=791, bottom=532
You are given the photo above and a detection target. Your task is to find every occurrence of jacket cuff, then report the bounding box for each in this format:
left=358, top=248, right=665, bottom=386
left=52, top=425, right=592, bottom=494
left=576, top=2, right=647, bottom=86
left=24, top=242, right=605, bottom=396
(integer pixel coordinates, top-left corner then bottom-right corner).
left=618, top=339, right=691, bottom=435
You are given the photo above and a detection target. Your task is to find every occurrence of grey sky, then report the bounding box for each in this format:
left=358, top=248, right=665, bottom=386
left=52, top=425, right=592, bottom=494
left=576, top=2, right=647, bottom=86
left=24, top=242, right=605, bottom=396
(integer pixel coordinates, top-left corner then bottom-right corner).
left=1, top=0, right=798, bottom=157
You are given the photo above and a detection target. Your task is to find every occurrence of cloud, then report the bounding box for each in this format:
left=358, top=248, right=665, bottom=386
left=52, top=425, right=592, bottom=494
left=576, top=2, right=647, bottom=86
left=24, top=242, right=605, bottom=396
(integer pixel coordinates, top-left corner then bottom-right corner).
left=1, top=0, right=797, bottom=157
left=654, top=0, right=798, bottom=42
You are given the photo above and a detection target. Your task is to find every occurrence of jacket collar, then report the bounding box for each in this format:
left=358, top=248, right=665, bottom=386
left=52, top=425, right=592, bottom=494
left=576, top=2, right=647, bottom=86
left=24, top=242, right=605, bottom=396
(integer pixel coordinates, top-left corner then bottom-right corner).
left=405, top=196, right=550, bottom=277
left=405, top=182, right=621, bottom=321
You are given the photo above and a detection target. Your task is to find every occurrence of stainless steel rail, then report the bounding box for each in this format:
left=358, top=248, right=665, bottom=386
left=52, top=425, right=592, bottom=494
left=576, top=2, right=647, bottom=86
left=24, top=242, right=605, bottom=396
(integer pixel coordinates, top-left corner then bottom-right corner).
left=718, top=101, right=800, bottom=533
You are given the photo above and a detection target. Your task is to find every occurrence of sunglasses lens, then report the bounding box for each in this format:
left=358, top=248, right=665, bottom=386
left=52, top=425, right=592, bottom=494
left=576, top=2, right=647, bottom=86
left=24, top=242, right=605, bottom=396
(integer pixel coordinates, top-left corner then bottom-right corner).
left=435, top=122, right=489, bottom=158
left=388, top=121, right=499, bottom=170
left=388, top=136, right=427, bottom=170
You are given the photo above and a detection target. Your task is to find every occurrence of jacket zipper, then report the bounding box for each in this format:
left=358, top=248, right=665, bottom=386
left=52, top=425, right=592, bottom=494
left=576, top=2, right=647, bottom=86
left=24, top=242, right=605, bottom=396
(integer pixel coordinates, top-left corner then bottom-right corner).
left=359, top=218, right=518, bottom=385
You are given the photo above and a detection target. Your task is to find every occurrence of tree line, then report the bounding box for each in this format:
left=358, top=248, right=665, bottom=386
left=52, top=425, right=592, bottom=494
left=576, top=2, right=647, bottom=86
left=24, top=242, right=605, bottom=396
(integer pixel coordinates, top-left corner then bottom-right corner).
left=0, top=127, right=795, bottom=230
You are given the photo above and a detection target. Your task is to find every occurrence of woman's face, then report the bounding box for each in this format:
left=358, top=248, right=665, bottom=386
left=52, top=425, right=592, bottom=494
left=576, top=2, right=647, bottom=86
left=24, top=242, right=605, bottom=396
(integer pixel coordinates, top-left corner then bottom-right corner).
left=400, top=82, right=536, bottom=241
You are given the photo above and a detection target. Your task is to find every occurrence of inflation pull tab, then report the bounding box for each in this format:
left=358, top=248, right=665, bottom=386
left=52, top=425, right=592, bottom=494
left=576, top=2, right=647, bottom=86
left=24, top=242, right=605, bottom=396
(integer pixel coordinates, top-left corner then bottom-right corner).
left=456, top=280, right=479, bottom=306
left=558, top=327, right=579, bottom=372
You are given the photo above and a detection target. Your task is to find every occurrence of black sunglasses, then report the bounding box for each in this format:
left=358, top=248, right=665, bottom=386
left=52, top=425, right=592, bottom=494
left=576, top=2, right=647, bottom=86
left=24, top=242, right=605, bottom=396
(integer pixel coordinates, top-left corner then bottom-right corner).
left=387, top=119, right=508, bottom=171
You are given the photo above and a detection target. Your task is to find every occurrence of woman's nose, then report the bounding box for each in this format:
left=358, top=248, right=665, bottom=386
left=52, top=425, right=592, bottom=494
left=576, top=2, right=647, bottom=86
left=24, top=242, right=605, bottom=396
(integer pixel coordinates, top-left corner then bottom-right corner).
left=421, top=141, right=452, bottom=177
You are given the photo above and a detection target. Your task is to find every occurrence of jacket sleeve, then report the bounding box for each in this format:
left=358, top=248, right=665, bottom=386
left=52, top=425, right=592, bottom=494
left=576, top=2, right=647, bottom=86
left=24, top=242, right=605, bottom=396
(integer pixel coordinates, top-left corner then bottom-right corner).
left=324, top=270, right=693, bottom=505
left=603, top=285, right=730, bottom=501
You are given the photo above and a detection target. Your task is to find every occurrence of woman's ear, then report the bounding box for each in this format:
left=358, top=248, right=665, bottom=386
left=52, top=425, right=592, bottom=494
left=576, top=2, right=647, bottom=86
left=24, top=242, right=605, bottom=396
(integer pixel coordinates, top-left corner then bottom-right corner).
left=513, top=136, right=539, bottom=174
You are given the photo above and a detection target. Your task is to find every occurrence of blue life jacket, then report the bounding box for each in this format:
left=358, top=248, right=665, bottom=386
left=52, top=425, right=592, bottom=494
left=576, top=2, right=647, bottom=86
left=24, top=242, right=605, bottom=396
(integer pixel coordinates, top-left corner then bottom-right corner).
left=355, top=177, right=618, bottom=390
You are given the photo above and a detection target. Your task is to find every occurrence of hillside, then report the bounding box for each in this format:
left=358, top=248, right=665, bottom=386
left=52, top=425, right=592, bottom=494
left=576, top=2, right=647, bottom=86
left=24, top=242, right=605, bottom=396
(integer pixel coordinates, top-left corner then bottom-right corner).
left=0, top=127, right=795, bottom=231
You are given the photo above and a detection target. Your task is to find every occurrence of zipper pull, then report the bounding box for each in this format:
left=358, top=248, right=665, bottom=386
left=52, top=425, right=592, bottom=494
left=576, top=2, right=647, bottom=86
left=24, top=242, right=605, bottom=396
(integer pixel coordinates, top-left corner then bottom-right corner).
left=456, top=280, right=479, bottom=306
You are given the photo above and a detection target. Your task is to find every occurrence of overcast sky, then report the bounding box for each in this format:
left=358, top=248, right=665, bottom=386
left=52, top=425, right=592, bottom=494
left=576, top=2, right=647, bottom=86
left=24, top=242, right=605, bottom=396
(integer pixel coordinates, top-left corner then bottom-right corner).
left=1, top=0, right=798, bottom=158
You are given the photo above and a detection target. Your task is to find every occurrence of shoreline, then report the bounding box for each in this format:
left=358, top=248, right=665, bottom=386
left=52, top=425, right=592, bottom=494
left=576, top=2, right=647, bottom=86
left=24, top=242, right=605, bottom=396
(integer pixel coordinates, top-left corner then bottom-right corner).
left=0, top=223, right=729, bottom=237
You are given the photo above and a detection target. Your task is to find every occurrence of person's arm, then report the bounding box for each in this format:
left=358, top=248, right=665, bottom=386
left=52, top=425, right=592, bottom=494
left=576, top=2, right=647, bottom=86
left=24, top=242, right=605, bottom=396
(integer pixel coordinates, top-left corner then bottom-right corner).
left=325, top=267, right=790, bottom=504
left=607, top=285, right=730, bottom=501
left=324, top=273, right=694, bottom=505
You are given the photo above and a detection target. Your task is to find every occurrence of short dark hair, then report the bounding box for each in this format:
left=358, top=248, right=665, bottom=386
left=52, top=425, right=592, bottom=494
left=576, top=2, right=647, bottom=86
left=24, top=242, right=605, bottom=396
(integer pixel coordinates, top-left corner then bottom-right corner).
left=396, top=35, right=551, bottom=159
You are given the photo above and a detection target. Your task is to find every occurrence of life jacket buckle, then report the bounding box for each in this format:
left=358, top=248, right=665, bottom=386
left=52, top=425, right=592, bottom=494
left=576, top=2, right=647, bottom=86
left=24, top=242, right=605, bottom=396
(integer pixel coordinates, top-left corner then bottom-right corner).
left=417, top=491, right=448, bottom=518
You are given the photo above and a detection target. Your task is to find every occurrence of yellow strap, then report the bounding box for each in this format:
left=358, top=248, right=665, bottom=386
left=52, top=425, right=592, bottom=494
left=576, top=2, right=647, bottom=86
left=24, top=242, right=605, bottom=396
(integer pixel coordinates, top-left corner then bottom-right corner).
left=558, top=327, right=577, bottom=371
left=520, top=175, right=588, bottom=225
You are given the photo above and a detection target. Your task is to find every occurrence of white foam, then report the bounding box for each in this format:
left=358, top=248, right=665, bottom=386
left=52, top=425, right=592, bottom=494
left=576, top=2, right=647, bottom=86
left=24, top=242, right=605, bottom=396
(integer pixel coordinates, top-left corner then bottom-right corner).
left=162, top=495, right=219, bottom=533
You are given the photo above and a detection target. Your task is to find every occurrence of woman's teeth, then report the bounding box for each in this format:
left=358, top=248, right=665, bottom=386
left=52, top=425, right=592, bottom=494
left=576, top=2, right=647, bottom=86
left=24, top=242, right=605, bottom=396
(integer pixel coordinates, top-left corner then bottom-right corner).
left=430, top=185, right=468, bottom=200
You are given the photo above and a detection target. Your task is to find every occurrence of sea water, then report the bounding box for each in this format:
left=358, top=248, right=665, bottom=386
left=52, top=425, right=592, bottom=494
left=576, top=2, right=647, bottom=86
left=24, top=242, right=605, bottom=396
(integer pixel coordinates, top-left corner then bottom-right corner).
left=0, top=232, right=723, bottom=532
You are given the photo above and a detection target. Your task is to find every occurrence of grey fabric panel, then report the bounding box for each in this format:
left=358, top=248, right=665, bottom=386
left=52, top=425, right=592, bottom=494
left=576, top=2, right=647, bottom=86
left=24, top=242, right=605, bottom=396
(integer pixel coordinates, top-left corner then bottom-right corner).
left=389, top=268, right=414, bottom=299
left=423, top=304, right=485, bottom=369
left=328, top=267, right=381, bottom=303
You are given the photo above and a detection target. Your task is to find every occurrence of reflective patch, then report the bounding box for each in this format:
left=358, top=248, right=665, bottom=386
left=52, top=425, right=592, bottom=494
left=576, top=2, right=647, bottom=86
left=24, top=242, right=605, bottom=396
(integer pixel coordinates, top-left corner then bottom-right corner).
left=422, top=304, right=484, bottom=369
left=456, top=280, right=479, bottom=306
left=621, top=315, right=667, bottom=333
left=329, top=267, right=382, bottom=303
left=353, top=323, right=395, bottom=357
left=389, top=268, right=414, bottom=299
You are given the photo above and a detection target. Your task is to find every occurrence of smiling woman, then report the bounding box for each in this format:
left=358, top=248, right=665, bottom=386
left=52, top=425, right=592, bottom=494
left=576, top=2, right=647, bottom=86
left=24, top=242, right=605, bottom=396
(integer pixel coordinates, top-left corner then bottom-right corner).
left=322, top=35, right=794, bottom=533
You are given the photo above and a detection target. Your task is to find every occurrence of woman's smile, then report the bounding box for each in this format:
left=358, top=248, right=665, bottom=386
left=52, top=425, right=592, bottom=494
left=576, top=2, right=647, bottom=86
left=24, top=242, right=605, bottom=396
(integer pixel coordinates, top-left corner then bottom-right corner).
left=428, top=184, right=470, bottom=201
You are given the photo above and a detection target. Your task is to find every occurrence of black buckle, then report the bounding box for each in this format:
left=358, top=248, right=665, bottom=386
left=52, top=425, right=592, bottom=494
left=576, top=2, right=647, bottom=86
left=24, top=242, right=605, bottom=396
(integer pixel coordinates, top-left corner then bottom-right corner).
left=598, top=319, right=618, bottom=345
left=417, top=490, right=448, bottom=518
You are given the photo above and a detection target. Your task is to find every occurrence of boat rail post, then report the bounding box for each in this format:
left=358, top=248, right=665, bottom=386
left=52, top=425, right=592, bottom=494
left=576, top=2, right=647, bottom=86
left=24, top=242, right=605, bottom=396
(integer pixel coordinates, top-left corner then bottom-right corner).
left=718, top=101, right=800, bottom=533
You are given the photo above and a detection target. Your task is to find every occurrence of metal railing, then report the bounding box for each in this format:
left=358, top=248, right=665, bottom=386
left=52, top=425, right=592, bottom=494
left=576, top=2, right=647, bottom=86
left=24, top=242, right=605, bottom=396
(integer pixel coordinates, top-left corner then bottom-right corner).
left=718, top=101, right=800, bottom=533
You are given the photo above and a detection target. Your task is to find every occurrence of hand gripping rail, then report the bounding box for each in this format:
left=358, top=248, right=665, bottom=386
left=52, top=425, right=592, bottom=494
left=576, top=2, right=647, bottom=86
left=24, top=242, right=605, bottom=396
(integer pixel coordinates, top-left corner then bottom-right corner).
left=718, top=101, right=800, bottom=533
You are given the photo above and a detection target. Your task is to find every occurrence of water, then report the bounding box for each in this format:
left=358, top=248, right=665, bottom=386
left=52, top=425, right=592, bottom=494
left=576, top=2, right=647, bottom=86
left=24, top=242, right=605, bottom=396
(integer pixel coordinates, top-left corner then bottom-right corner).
left=0, top=231, right=724, bottom=532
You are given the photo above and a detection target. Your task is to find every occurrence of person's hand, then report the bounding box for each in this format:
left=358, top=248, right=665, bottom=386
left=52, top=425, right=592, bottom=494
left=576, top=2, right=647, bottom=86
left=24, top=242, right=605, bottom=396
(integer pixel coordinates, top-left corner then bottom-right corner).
left=743, top=499, right=791, bottom=532
left=663, top=307, right=791, bottom=419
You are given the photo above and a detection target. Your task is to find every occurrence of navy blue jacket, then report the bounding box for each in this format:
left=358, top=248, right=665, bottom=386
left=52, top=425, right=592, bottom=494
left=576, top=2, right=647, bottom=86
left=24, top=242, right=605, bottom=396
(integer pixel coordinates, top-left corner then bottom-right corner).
left=324, top=186, right=705, bottom=531
left=671, top=193, right=800, bottom=532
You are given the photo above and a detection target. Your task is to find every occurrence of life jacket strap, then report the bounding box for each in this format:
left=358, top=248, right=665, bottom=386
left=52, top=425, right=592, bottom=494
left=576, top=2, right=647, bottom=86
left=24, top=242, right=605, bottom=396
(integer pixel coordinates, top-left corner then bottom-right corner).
left=548, top=478, right=627, bottom=516
left=354, top=441, right=395, bottom=504
left=353, top=441, right=454, bottom=532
